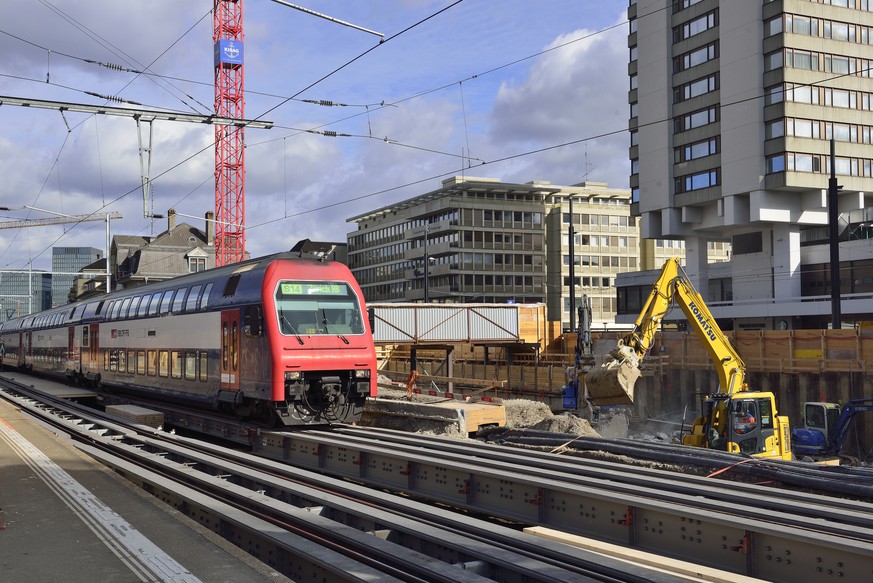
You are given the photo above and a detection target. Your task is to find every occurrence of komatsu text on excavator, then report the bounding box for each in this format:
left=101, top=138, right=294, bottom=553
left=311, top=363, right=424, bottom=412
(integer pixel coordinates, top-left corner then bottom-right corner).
left=586, top=257, right=792, bottom=460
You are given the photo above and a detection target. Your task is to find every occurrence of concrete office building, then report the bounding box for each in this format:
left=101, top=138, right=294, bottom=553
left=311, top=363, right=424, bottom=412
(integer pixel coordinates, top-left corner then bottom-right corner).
left=346, top=176, right=640, bottom=328
left=624, top=0, right=873, bottom=328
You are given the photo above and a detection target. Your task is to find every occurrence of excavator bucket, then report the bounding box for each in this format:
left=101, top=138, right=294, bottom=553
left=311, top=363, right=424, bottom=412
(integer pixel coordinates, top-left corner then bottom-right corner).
left=584, top=359, right=638, bottom=405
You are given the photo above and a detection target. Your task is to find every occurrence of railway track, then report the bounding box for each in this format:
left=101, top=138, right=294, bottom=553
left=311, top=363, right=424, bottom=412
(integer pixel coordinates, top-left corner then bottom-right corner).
left=0, top=377, right=689, bottom=583
left=249, top=426, right=873, bottom=582
left=6, top=374, right=873, bottom=581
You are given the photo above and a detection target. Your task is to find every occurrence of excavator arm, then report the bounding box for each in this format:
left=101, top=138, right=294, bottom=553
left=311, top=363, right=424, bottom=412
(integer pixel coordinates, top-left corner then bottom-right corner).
left=587, top=257, right=746, bottom=403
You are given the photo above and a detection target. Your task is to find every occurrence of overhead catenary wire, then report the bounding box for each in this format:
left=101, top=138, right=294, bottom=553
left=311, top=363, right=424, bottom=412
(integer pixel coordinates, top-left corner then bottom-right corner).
left=0, top=1, right=469, bottom=272
left=0, top=0, right=864, bottom=289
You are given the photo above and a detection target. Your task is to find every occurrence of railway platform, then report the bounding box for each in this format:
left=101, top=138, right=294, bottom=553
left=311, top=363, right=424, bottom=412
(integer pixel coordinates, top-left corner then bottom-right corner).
left=0, top=375, right=287, bottom=583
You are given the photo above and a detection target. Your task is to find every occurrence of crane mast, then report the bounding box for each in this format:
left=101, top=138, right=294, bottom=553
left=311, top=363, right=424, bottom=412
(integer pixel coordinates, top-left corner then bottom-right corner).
left=214, top=0, right=246, bottom=266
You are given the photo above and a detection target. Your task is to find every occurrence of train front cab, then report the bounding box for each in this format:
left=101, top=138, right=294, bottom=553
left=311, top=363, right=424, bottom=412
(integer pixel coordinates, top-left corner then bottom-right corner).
left=264, top=268, right=377, bottom=425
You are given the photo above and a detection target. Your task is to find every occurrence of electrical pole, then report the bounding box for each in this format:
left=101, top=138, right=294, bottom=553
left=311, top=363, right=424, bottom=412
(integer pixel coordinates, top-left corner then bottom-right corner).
left=828, top=139, right=842, bottom=329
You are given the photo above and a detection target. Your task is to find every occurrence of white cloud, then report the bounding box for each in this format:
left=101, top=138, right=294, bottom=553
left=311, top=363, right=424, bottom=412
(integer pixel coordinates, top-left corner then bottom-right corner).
left=0, top=1, right=630, bottom=272
left=487, top=17, right=630, bottom=189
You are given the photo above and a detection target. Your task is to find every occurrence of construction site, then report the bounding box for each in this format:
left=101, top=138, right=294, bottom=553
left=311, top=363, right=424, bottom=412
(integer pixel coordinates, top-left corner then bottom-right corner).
left=375, top=305, right=873, bottom=460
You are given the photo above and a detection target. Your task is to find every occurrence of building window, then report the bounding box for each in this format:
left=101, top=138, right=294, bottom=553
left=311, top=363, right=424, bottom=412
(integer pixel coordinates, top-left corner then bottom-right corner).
left=787, top=84, right=819, bottom=105
left=673, top=0, right=703, bottom=11
left=787, top=153, right=821, bottom=173
left=189, top=257, right=207, bottom=273
left=786, top=14, right=817, bottom=37
left=675, top=138, right=718, bottom=163
left=765, top=84, right=784, bottom=105
left=674, top=10, right=717, bottom=42
left=764, top=50, right=783, bottom=72
left=788, top=118, right=819, bottom=139
left=765, top=16, right=782, bottom=37
left=765, top=119, right=784, bottom=139
left=674, top=42, right=718, bottom=73
left=675, top=74, right=718, bottom=102
left=767, top=154, right=785, bottom=174
left=674, top=106, right=718, bottom=133
left=675, top=169, right=719, bottom=194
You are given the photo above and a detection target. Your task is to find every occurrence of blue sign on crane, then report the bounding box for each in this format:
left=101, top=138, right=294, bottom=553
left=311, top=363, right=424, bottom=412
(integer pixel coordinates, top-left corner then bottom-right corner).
left=214, top=40, right=244, bottom=67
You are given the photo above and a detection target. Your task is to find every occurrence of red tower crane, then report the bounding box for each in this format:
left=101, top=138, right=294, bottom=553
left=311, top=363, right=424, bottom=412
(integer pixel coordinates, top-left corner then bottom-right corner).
left=213, top=0, right=246, bottom=266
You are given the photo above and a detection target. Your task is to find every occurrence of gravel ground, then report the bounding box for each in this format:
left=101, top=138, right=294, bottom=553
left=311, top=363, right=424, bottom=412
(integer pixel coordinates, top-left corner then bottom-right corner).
left=367, top=380, right=607, bottom=438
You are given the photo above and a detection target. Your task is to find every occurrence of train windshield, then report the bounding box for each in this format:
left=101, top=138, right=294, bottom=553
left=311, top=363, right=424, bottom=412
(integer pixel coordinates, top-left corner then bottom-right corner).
left=274, top=281, right=365, bottom=336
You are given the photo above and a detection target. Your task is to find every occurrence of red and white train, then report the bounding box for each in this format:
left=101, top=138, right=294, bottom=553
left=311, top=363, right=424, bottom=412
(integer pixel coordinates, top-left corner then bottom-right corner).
left=0, top=246, right=377, bottom=426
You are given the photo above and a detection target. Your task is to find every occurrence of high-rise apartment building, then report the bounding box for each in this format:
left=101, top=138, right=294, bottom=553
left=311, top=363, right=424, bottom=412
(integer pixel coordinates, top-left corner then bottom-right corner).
left=625, top=0, right=873, bottom=328
left=51, top=247, right=102, bottom=308
left=346, top=177, right=638, bottom=328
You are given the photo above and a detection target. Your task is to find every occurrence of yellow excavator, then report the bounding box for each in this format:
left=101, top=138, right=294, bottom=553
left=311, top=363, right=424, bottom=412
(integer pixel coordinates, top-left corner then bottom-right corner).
left=587, top=257, right=792, bottom=460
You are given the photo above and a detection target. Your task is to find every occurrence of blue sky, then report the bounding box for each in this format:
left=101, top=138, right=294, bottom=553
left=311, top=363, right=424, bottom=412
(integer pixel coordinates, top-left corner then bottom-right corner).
left=0, top=0, right=629, bottom=272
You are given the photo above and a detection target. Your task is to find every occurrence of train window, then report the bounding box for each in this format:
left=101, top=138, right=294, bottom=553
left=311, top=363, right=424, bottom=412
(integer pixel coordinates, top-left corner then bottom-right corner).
left=149, top=292, right=162, bottom=316
left=127, top=351, right=136, bottom=373
left=172, top=288, right=187, bottom=312
left=104, top=302, right=115, bottom=320
left=185, top=285, right=202, bottom=312
left=95, top=300, right=105, bottom=315
left=104, top=350, right=110, bottom=371
left=147, top=350, right=157, bottom=376
left=274, top=281, right=365, bottom=336
left=160, top=291, right=174, bottom=314
left=232, top=321, right=238, bottom=370
left=82, top=325, right=89, bottom=348
left=108, top=350, right=118, bottom=372
left=200, top=283, right=213, bottom=310
left=199, top=351, right=208, bottom=381
left=129, top=296, right=141, bottom=318
left=222, top=323, right=228, bottom=369
left=120, top=298, right=132, bottom=318
left=184, top=352, right=196, bottom=381
left=171, top=351, right=182, bottom=379
left=223, top=274, right=241, bottom=297
left=118, top=350, right=126, bottom=373
left=158, top=350, right=169, bottom=377
left=244, top=305, right=262, bottom=336
left=137, top=295, right=150, bottom=317
left=137, top=351, right=146, bottom=374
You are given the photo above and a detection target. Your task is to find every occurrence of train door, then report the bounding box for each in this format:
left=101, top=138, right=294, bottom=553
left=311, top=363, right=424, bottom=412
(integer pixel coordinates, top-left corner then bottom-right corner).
left=220, top=310, right=240, bottom=393
left=67, top=326, right=76, bottom=374
left=80, top=323, right=100, bottom=378
left=18, top=332, right=30, bottom=368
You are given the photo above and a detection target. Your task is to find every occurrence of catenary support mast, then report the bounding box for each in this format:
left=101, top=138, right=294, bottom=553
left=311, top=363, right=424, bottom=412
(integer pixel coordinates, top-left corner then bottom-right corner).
left=214, top=0, right=246, bottom=266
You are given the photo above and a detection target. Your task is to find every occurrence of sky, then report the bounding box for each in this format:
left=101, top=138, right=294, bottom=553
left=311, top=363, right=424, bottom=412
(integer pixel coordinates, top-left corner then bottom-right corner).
left=0, top=0, right=630, bottom=272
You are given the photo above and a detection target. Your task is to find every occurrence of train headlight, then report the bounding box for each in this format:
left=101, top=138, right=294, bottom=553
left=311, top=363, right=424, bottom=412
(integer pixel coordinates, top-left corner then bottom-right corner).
left=354, top=369, right=370, bottom=379
left=285, top=371, right=302, bottom=381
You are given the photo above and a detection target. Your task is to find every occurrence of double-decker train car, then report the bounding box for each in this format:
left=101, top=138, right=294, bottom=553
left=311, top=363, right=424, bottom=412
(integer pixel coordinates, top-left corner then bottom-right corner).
left=0, top=243, right=377, bottom=426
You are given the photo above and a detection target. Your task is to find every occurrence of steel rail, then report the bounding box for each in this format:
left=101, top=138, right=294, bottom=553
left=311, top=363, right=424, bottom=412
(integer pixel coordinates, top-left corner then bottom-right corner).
left=334, top=425, right=873, bottom=531
left=247, top=425, right=873, bottom=581
left=0, top=379, right=681, bottom=583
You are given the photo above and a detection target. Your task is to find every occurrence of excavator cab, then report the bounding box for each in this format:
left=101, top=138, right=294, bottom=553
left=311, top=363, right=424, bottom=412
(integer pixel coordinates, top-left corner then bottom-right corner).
left=683, top=392, right=790, bottom=459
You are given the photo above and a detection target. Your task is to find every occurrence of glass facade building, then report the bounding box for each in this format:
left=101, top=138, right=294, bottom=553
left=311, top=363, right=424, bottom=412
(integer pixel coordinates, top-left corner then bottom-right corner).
left=52, top=247, right=102, bottom=307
